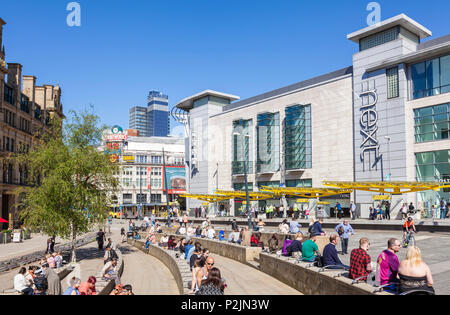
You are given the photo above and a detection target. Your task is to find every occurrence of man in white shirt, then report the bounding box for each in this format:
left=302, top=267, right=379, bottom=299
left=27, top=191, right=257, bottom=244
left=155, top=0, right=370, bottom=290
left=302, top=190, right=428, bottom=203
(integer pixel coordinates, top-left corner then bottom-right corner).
left=207, top=226, right=216, bottom=239
left=14, top=267, right=34, bottom=295
left=101, top=259, right=120, bottom=284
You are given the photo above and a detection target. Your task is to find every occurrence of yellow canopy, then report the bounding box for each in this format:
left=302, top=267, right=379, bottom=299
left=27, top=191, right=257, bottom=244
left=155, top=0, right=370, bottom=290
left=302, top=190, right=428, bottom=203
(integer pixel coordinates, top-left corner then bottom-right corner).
left=323, top=181, right=450, bottom=194
left=317, top=201, right=331, bottom=205
left=215, top=190, right=273, bottom=201
left=296, top=199, right=310, bottom=203
left=179, top=194, right=231, bottom=203
left=261, top=186, right=353, bottom=198
left=372, top=195, right=391, bottom=201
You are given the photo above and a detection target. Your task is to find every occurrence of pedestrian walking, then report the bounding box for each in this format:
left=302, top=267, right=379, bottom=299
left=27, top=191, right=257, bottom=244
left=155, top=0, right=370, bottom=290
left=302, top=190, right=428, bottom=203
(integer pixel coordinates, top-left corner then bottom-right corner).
left=440, top=198, right=447, bottom=219
left=96, top=229, right=106, bottom=251
left=350, top=201, right=356, bottom=220
left=335, top=220, right=354, bottom=255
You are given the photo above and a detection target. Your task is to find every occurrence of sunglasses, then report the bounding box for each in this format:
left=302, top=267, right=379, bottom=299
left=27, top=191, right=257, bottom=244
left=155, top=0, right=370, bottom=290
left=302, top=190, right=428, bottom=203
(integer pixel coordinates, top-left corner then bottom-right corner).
left=206, top=263, right=214, bottom=266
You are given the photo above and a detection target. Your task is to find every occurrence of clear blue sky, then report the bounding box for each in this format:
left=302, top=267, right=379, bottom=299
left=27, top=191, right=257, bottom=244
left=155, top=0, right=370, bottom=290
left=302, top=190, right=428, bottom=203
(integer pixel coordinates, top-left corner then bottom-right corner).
left=1, top=0, right=449, bottom=134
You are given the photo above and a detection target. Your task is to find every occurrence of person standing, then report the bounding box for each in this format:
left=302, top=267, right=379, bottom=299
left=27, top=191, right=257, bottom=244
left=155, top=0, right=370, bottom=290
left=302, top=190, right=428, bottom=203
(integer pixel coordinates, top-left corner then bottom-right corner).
left=401, top=203, right=408, bottom=220
left=335, top=220, right=354, bottom=255
left=45, top=264, right=62, bottom=295
left=440, top=197, right=447, bottom=219
left=350, top=201, right=357, bottom=220
left=96, top=229, right=106, bottom=251
left=375, top=238, right=401, bottom=293
left=336, top=202, right=342, bottom=219
left=349, top=238, right=372, bottom=282
left=293, top=203, right=299, bottom=219
left=385, top=201, right=391, bottom=220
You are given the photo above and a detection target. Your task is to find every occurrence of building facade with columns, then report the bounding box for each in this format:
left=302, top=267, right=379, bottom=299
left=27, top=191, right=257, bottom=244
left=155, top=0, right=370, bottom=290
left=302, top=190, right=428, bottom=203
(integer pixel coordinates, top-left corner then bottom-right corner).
left=176, top=14, right=450, bottom=218
left=0, top=17, right=64, bottom=229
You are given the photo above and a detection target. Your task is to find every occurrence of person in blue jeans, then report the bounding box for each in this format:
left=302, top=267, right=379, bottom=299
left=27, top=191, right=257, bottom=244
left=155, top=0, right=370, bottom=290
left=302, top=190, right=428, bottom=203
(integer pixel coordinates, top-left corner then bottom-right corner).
left=335, top=220, right=354, bottom=255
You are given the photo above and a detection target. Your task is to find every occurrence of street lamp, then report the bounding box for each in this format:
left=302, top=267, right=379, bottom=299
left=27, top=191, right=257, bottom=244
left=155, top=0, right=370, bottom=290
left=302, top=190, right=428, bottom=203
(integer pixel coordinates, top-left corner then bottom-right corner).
left=385, top=136, right=391, bottom=181
left=233, top=132, right=252, bottom=229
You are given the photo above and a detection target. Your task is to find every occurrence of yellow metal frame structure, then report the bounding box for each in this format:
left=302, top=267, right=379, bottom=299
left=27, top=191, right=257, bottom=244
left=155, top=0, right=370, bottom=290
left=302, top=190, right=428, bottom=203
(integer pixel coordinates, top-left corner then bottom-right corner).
left=260, top=186, right=353, bottom=198
left=323, top=181, right=450, bottom=195
left=372, top=195, right=391, bottom=201
left=215, top=190, right=274, bottom=201
left=179, top=194, right=231, bottom=203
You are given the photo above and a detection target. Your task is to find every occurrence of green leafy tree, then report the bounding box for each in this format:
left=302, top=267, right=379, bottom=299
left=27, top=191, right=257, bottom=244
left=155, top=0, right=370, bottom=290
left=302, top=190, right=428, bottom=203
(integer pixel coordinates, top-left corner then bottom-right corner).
left=15, top=109, right=118, bottom=262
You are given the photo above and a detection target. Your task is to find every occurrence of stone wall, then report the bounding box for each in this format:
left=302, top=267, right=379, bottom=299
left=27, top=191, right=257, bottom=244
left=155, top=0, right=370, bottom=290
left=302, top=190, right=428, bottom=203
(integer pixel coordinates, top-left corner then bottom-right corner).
left=259, top=252, right=389, bottom=295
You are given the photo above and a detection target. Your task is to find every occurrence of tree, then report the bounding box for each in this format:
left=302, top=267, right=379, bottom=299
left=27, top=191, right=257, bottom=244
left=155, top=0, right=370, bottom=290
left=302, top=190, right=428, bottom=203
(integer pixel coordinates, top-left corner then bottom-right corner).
left=14, top=108, right=118, bottom=262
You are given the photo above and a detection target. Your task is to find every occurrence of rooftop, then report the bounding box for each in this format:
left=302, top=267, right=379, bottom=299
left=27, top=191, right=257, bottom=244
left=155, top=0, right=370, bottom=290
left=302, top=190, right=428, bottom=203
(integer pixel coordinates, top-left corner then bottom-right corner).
left=215, top=66, right=353, bottom=115
left=175, top=90, right=240, bottom=111
left=347, top=14, right=432, bottom=43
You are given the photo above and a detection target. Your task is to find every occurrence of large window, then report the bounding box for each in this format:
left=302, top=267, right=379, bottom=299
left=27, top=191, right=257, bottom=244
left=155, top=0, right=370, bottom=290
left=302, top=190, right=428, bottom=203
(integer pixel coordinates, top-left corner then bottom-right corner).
left=151, top=156, right=162, bottom=164
left=233, top=182, right=254, bottom=192
left=412, top=54, right=450, bottom=99
left=257, top=181, right=280, bottom=190
left=284, top=104, right=311, bottom=170
left=286, top=179, right=312, bottom=188
left=232, top=119, right=253, bottom=175
left=257, top=112, right=280, bottom=173
left=416, top=150, right=450, bottom=195
left=151, top=167, right=162, bottom=176
left=136, top=155, right=147, bottom=163
left=414, top=103, right=450, bottom=143
left=387, top=67, right=399, bottom=99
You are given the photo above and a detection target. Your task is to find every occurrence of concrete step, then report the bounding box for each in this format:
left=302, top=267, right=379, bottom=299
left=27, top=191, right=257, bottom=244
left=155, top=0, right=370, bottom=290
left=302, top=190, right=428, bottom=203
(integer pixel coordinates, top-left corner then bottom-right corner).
left=246, top=260, right=260, bottom=270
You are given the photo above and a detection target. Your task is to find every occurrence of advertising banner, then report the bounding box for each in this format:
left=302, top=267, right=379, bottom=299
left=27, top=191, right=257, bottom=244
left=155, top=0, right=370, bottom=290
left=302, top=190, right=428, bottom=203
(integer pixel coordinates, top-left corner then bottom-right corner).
left=163, top=166, right=186, bottom=194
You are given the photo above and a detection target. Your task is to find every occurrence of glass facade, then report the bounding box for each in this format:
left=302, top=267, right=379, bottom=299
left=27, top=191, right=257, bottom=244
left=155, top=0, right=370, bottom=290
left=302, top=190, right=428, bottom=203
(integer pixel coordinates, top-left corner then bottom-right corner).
left=284, top=105, right=311, bottom=169
left=411, top=54, right=450, bottom=99
left=386, top=67, right=399, bottom=99
left=233, top=182, right=253, bottom=192
left=416, top=150, right=450, bottom=213
left=257, top=112, right=280, bottom=173
left=232, top=119, right=253, bottom=174
left=414, top=103, right=450, bottom=143
left=286, top=179, right=312, bottom=188
left=359, top=27, right=399, bottom=51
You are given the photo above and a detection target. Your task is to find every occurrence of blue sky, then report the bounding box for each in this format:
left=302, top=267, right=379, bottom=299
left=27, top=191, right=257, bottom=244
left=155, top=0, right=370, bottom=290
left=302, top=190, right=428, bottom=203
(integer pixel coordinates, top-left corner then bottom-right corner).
left=1, top=0, right=449, bottom=135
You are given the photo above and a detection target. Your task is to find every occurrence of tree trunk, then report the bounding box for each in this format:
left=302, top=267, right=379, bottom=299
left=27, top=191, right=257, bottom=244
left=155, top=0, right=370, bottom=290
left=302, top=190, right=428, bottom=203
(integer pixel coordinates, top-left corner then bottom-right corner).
left=71, top=224, right=77, bottom=263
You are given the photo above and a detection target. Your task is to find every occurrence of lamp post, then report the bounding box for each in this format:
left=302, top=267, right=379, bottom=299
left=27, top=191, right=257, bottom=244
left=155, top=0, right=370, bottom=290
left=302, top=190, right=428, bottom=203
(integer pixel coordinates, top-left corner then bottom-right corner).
left=385, top=136, right=391, bottom=181
left=234, top=132, right=252, bottom=229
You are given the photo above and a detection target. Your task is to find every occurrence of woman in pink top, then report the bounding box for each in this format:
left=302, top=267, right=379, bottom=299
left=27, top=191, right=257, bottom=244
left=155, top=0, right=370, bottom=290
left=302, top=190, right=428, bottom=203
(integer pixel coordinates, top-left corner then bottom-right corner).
left=79, top=276, right=97, bottom=295
left=46, top=254, right=56, bottom=268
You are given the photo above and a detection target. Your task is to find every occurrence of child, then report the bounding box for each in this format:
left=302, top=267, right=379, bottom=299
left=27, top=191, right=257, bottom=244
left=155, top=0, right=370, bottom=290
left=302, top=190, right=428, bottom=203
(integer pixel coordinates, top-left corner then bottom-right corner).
left=46, top=253, right=56, bottom=268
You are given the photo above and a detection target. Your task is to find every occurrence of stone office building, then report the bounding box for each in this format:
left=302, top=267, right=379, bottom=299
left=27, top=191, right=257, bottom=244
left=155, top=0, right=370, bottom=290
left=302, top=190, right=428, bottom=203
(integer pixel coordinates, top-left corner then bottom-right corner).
left=176, top=14, right=450, bottom=218
left=0, top=18, right=64, bottom=229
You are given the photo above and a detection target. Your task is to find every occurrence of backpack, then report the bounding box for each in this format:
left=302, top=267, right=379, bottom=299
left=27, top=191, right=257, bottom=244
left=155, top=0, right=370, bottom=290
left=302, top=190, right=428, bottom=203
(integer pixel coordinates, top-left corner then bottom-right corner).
left=338, top=226, right=344, bottom=236
left=34, top=274, right=48, bottom=291
left=308, top=224, right=315, bottom=235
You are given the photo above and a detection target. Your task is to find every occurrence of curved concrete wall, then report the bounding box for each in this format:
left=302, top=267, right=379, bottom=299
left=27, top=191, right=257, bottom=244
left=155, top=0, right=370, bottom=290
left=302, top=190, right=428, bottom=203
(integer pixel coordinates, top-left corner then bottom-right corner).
left=259, top=253, right=389, bottom=295
left=127, top=239, right=190, bottom=295
left=98, top=248, right=124, bottom=295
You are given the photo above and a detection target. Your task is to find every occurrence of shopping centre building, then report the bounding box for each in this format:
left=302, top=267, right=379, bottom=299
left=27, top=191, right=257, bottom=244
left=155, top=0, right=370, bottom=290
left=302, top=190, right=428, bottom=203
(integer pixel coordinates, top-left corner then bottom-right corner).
left=175, top=14, right=450, bottom=218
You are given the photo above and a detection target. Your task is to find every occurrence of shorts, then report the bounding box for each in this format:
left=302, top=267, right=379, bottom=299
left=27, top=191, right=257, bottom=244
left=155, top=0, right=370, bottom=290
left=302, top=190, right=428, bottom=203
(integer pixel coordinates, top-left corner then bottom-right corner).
left=403, top=227, right=413, bottom=233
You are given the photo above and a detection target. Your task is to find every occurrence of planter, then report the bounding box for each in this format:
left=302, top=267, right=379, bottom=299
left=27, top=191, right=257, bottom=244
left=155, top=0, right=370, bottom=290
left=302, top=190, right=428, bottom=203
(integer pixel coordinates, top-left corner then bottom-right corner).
left=0, top=233, right=3, bottom=244
left=3, top=232, right=11, bottom=244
